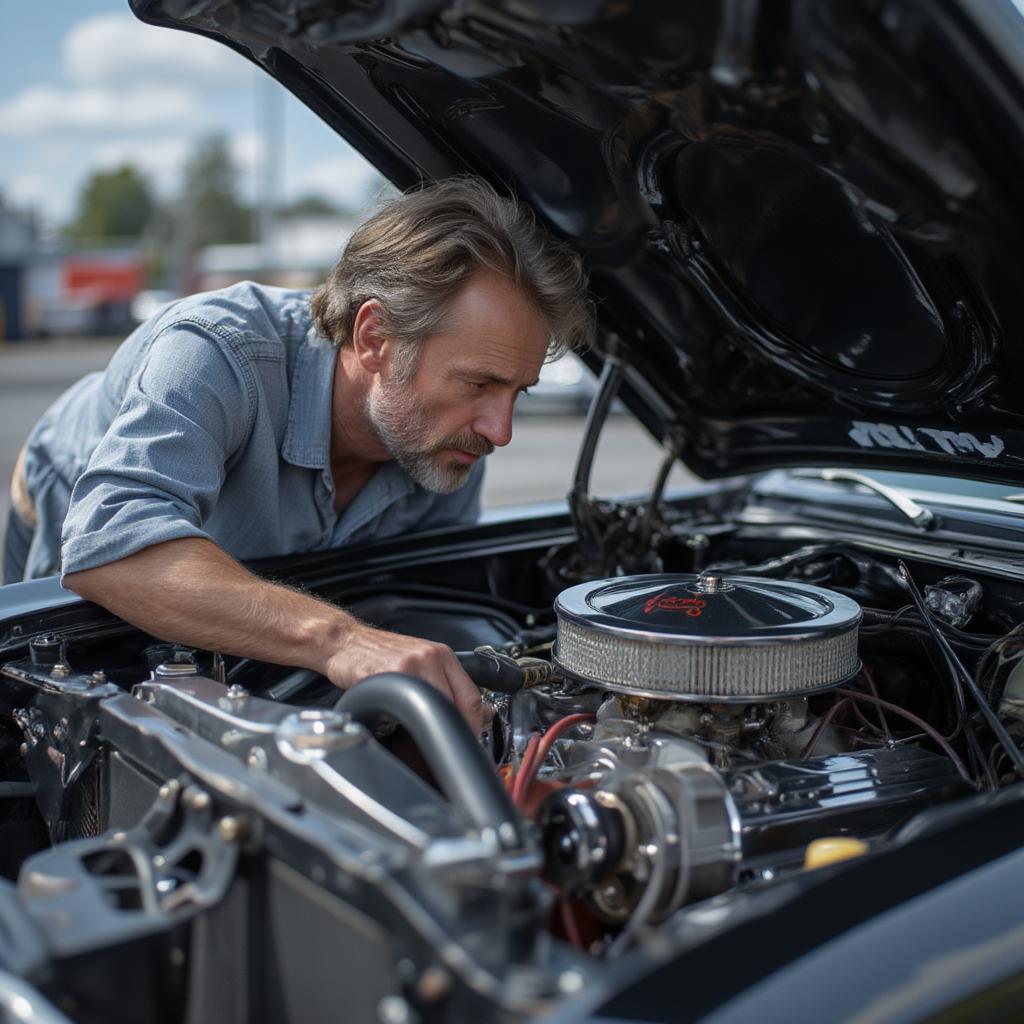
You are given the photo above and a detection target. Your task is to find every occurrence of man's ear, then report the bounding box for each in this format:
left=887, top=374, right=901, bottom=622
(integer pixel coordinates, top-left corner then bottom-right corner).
left=350, top=299, right=390, bottom=373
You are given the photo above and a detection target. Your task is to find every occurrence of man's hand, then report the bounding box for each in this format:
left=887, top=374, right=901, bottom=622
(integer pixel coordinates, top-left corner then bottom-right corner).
left=64, top=537, right=487, bottom=732
left=324, top=622, right=485, bottom=731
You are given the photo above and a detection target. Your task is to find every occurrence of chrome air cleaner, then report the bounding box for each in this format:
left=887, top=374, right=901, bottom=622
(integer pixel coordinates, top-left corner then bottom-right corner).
left=554, top=573, right=861, bottom=702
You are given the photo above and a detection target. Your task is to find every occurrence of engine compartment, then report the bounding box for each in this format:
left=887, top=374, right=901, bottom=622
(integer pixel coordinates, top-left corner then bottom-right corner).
left=327, top=543, right=1017, bottom=955
left=3, top=496, right=1024, bottom=1019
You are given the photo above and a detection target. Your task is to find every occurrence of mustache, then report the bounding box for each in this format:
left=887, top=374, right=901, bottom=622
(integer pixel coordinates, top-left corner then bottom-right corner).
left=429, top=431, right=495, bottom=457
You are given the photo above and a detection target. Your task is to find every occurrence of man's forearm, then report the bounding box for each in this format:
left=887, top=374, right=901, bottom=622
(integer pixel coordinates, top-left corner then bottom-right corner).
left=63, top=536, right=486, bottom=729
left=64, top=537, right=352, bottom=675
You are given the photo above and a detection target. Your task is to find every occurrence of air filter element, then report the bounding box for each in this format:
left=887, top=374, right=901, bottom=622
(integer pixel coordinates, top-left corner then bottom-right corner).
left=554, top=573, right=861, bottom=702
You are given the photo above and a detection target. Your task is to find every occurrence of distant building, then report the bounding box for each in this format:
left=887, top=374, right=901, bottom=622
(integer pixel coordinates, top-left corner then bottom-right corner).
left=26, top=246, right=142, bottom=339
left=195, top=215, right=355, bottom=292
left=0, top=197, right=39, bottom=341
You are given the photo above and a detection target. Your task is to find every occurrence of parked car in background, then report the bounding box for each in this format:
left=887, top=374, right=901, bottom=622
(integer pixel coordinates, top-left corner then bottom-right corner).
left=128, top=289, right=178, bottom=326
left=4, top=2, right=1024, bottom=1022
left=30, top=249, right=141, bottom=339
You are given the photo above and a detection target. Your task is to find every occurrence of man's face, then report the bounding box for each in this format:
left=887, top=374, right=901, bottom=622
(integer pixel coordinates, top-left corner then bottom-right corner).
left=365, top=270, right=550, bottom=493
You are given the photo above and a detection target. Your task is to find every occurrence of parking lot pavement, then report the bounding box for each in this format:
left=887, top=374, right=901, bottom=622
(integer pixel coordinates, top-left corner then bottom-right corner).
left=0, top=337, right=696, bottom=577
left=485, top=414, right=696, bottom=507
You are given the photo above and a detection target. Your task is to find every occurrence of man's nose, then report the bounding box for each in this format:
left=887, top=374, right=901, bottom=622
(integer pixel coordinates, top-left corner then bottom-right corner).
left=472, top=395, right=515, bottom=448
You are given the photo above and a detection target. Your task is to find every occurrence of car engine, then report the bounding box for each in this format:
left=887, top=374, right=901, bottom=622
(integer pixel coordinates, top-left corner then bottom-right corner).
left=507, top=570, right=970, bottom=949
left=1, top=495, right=1021, bottom=1020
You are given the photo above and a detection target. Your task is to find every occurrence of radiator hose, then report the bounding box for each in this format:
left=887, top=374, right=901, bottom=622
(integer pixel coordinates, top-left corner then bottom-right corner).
left=336, top=672, right=527, bottom=849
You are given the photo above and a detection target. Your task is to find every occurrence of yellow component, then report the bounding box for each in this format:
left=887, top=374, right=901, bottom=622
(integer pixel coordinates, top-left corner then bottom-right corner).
left=804, top=837, right=870, bottom=871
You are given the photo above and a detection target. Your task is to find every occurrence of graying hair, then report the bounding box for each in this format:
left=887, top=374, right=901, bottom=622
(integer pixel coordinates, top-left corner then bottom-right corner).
left=310, top=177, right=593, bottom=373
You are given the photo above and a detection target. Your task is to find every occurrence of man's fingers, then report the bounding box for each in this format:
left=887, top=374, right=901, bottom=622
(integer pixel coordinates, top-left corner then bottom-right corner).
left=399, top=643, right=483, bottom=732
left=441, top=659, right=485, bottom=732
left=328, top=627, right=486, bottom=732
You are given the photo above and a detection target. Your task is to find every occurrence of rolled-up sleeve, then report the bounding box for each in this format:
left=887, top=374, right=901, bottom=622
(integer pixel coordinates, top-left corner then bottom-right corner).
left=60, top=319, right=253, bottom=578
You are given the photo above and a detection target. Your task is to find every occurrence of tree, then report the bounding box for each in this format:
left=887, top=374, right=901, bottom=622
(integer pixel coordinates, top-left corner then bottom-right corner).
left=66, top=165, right=155, bottom=242
left=179, top=136, right=253, bottom=246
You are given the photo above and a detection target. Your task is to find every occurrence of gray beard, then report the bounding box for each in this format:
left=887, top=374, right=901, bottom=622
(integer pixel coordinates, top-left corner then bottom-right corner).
left=365, top=379, right=493, bottom=494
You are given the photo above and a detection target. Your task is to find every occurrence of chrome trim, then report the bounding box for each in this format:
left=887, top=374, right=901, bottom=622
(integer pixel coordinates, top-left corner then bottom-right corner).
left=552, top=662, right=860, bottom=704
left=555, top=620, right=859, bottom=648
left=795, top=468, right=935, bottom=530
left=555, top=574, right=862, bottom=645
left=0, top=970, right=74, bottom=1024
left=554, top=574, right=861, bottom=701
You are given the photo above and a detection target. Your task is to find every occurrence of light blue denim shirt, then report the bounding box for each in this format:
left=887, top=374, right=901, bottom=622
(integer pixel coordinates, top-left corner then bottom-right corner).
left=18, top=281, right=483, bottom=582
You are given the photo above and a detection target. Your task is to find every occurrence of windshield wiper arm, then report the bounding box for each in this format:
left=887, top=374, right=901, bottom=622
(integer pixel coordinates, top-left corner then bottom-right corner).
left=792, top=468, right=936, bottom=531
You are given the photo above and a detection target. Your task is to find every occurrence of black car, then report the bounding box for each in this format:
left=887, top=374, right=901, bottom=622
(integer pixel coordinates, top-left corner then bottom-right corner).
left=4, top=2, right=1024, bottom=1021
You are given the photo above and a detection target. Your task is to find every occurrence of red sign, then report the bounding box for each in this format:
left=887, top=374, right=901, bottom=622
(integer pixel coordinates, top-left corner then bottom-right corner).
left=64, top=255, right=142, bottom=303
left=643, top=592, right=706, bottom=617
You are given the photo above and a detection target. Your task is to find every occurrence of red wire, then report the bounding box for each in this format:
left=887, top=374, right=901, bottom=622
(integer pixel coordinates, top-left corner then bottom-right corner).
left=835, top=687, right=971, bottom=782
left=559, top=897, right=585, bottom=949
left=513, top=712, right=597, bottom=809
left=861, top=665, right=892, bottom=740
left=535, top=713, right=597, bottom=766
left=511, top=733, right=542, bottom=806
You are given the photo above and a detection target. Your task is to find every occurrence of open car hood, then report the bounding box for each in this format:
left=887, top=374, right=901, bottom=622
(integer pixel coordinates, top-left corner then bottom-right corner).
left=131, top=0, right=1024, bottom=485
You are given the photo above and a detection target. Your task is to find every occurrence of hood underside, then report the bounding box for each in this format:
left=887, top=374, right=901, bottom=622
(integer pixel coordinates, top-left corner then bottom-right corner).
left=132, top=0, right=1024, bottom=484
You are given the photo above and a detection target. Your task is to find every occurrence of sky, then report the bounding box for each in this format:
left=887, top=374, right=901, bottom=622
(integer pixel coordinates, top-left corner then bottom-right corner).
left=0, top=1, right=384, bottom=230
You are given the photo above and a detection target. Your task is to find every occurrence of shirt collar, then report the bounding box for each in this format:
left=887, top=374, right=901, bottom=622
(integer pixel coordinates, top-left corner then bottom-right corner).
left=332, top=460, right=416, bottom=543
left=282, top=326, right=337, bottom=469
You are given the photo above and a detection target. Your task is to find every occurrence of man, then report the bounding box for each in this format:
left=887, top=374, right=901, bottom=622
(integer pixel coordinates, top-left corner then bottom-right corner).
left=4, top=177, right=592, bottom=729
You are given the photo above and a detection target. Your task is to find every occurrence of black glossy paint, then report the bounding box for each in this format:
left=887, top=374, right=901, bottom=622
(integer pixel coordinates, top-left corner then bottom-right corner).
left=132, top=0, right=1024, bottom=484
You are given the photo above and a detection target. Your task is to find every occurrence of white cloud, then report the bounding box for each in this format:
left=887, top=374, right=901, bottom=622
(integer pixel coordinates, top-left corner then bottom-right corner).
left=0, top=13, right=248, bottom=137
left=229, top=131, right=266, bottom=175
left=63, top=13, right=250, bottom=90
left=0, top=83, right=202, bottom=136
left=92, top=136, right=197, bottom=195
left=291, top=151, right=384, bottom=209
left=0, top=10, right=373, bottom=227
left=4, top=170, right=63, bottom=214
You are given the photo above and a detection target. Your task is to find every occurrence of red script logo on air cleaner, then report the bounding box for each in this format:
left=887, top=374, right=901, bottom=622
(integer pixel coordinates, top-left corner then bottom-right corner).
left=643, top=592, right=706, bottom=617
